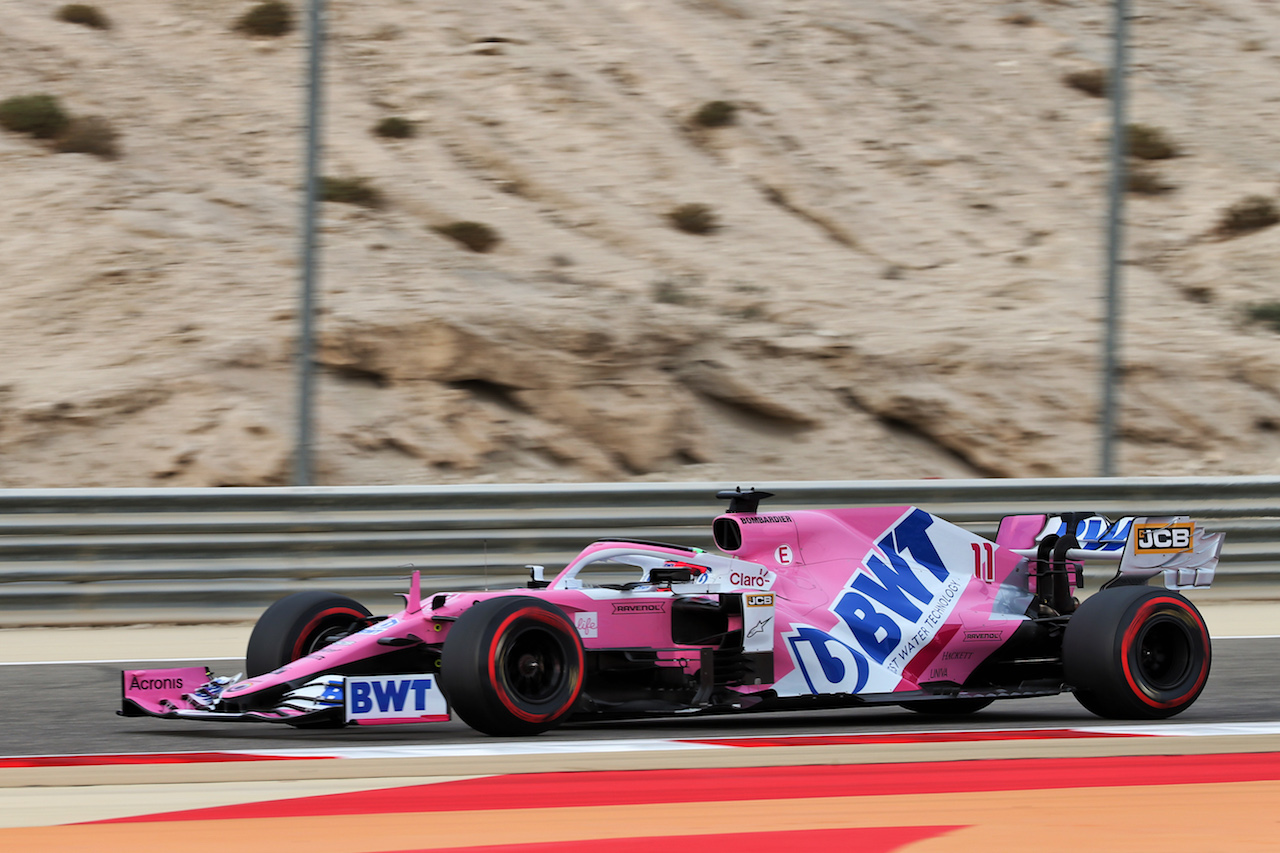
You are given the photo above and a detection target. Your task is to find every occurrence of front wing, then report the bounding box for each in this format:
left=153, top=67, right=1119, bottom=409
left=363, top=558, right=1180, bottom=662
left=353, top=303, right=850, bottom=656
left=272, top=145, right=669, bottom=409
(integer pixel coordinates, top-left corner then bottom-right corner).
left=119, top=667, right=449, bottom=726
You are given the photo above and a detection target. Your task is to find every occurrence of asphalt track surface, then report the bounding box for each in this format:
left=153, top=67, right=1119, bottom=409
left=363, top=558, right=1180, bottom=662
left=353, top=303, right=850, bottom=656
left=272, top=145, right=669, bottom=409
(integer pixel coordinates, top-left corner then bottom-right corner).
left=2, top=637, right=1277, bottom=756
left=3, top=636, right=1279, bottom=851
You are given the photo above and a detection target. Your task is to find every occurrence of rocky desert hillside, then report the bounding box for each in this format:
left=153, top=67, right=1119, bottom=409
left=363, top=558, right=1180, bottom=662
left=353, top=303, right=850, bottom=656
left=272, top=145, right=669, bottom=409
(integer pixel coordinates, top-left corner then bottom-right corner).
left=3, top=0, right=1280, bottom=487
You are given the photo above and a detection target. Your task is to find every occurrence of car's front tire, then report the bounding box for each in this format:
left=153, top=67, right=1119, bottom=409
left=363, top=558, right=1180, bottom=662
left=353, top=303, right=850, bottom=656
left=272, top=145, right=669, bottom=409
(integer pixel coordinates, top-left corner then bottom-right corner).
left=245, top=591, right=372, bottom=677
left=1063, top=586, right=1210, bottom=719
left=440, top=596, right=584, bottom=736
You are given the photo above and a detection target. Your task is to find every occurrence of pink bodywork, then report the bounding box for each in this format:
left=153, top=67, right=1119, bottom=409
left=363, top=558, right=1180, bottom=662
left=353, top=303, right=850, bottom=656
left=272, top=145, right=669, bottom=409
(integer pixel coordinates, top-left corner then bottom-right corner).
left=712, top=506, right=1032, bottom=695
left=122, top=504, right=1043, bottom=717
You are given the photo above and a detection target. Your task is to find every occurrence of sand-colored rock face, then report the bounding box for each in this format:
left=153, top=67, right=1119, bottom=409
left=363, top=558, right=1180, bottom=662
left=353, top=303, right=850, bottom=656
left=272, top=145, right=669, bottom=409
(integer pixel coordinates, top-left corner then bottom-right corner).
left=2, top=0, right=1280, bottom=486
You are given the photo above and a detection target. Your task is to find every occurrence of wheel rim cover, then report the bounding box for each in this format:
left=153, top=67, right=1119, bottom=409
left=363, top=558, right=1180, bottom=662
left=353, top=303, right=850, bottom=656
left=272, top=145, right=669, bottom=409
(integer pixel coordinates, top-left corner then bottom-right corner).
left=500, top=626, right=565, bottom=703
left=1136, top=617, right=1193, bottom=691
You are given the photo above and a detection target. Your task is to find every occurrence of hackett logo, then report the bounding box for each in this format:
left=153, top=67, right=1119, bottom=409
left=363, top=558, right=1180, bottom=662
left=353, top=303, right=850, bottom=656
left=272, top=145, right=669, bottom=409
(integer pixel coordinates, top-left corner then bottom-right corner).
left=612, top=602, right=667, bottom=614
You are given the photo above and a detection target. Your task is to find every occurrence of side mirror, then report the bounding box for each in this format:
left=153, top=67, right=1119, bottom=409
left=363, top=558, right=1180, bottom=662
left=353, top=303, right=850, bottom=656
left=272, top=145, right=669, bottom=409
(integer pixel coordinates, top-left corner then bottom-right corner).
left=649, top=567, right=692, bottom=586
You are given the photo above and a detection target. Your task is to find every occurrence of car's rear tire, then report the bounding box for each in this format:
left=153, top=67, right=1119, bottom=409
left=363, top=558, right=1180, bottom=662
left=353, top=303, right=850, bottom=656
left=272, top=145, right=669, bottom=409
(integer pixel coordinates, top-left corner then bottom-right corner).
left=245, top=591, right=372, bottom=677
left=1063, top=586, right=1210, bottom=719
left=440, top=596, right=584, bottom=736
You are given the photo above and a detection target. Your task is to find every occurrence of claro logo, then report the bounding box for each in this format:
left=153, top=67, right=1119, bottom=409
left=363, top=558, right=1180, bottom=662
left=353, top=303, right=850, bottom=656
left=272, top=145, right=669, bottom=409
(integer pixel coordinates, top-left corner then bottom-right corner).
left=731, top=570, right=771, bottom=587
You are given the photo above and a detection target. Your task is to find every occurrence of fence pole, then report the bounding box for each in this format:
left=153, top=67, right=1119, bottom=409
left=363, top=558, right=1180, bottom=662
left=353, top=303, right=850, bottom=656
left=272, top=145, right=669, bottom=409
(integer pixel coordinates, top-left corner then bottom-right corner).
left=1100, top=0, right=1129, bottom=476
left=295, top=0, right=326, bottom=486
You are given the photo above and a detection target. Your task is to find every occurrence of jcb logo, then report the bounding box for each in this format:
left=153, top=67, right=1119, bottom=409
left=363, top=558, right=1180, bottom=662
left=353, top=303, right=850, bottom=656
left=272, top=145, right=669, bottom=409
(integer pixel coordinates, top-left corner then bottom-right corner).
left=1134, top=523, right=1193, bottom=554
left=746, top=594, right=774, bottom=607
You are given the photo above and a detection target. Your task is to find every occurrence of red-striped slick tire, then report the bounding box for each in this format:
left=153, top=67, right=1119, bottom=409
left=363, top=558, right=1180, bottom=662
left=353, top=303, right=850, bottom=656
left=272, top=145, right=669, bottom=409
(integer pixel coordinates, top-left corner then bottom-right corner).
left=1063, top=586, right=1211, bottom=719
left=440, top=596, right=585, bottom=736
left=245, top=591, right=372, bottom=677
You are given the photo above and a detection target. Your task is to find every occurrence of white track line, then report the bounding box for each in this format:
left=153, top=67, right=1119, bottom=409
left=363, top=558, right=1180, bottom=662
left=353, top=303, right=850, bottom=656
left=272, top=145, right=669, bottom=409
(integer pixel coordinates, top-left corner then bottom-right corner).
left=1216, top=634, right=1280, bottom=640
left=0, top=657, right=241, bottom=667
left=9, top=723, right=1280, bottom=765
left=5, top=634, right=1277, bottom=667
left=1080, top=722, right=1280, bottom=737
left=234, top=739, right=730, bottom=760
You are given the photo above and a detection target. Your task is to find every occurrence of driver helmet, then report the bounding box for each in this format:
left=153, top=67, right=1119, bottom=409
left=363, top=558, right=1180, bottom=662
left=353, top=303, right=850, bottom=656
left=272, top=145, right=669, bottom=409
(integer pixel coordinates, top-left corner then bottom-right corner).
left=663, top=559, right=710, bottom=583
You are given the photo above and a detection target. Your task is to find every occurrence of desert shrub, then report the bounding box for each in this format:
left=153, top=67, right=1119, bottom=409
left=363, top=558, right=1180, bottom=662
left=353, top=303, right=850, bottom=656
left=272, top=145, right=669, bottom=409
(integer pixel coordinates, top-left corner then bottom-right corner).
left=1182, top=285, right=1213, bottom=304
left=53, top=115, right=119, bottom=159
left=668, top=203, right=719, bottom=235
left=1244, top=301, right=1280, bottom=334
left=1216, top=195, right=1279, bottom=237
left=0, top=94, right=71, bottom=139
left=1126, top=166, right=1173, bottom=196
left=433, top=221, right=500, bottom=253
left=320, top=176, right=382, bottom=208
left=1127, top=123, right=1179, bottom=160
left=1002, top=13, right=1036, bottom=27
left=692, top=100, right=738, bottom=128
left=373, top=116, right=414, bottom=139
left=56, top=4, right=110, bottom=29
left=650, top=276, right=701, bottom=305
left=234, top=1, right=294, bottom=37
left=1063, top=68, right=1107, bottom=97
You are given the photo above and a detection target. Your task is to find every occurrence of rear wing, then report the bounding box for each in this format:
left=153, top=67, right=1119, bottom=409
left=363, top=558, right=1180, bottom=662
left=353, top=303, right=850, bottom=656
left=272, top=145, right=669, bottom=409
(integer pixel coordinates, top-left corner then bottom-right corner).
left=1004, top=515, right=1224, bottom=591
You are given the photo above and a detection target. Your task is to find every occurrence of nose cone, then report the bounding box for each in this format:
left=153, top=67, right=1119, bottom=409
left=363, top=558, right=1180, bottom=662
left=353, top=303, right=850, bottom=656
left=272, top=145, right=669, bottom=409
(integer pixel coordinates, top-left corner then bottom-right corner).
left=222, top=679, right=256, bottom=696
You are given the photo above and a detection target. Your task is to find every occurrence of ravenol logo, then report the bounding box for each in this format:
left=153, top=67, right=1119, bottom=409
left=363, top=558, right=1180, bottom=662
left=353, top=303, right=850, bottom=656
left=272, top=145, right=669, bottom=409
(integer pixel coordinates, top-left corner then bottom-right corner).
left=1134, top=522, right=1194, bottom=554
left=345, top=674, right=448, bottom=723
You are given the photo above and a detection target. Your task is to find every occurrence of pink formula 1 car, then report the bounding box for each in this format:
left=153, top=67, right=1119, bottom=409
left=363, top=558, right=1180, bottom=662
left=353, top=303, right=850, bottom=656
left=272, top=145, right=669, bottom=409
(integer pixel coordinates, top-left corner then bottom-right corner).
left=120, top=489, right=1224, bottom=735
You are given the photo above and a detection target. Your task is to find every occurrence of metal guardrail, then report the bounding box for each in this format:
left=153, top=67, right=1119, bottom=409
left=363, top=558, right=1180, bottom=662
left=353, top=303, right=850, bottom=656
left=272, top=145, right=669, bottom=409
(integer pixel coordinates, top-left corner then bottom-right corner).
left=1, top=477, right=1278, bottom=612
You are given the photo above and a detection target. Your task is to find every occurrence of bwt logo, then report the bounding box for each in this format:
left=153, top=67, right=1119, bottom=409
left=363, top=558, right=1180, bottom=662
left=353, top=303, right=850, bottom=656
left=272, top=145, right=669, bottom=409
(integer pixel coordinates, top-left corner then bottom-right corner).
left=349, top=677, right=438, bottom=714
left=788, top=508, right=964, bottom=693
left=831, top=509, right=952, bottom=667
left=1134, top=523, right=1193, bottom=553
left=788, top=626, right=869, bottom=693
